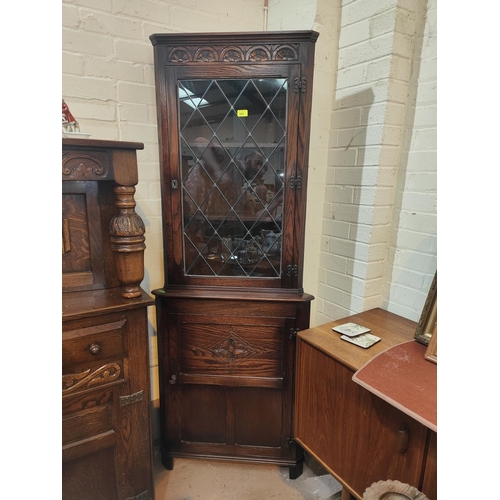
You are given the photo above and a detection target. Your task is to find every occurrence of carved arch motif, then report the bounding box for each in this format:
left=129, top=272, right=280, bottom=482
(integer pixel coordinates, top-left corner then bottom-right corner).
left=274, top=45, right=298, bottom=61
left=221, top=47, right=244, bottom=62
left=169, top=47, right=192, bottom=63
left=247, top=46, right=271, bottom=62
left=194, top=47, right=218, bottom=62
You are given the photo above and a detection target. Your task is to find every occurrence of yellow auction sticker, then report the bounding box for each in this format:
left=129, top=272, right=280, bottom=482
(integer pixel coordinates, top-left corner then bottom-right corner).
left=237, top=109, right=248, bottom=117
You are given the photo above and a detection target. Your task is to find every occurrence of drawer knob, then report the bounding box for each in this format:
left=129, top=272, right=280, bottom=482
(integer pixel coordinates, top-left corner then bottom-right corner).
left=89, top=343, right=101, bottom=355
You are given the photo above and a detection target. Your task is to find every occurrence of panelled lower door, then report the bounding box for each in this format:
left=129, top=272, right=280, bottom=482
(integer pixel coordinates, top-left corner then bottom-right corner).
left=161, top=300, right=298, bottom=463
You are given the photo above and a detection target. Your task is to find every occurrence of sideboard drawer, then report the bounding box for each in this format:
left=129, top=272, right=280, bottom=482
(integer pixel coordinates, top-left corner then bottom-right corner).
left=62, top=397, right=113, bottom=445
left=62, top=318, right=127, bottom=371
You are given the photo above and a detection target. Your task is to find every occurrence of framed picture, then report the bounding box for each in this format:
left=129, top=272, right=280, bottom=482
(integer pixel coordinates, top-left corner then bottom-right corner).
left=425, top=323, right=437, bottom=364
left=414, top=272, right=437, bottom=361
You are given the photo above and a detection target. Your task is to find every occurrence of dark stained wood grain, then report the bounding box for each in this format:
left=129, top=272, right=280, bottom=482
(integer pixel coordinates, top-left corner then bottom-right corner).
left=421, top=431, right=437, bottom=500
left=62, top=139, right=146, bottom=298
left=62, top=139, right=154, bottom=500
left=151, top=31, right=318, bottom=477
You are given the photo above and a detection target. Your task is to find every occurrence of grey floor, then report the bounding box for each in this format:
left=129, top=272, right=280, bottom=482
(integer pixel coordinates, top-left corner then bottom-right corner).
left=153, top=442, right=343, bottom=500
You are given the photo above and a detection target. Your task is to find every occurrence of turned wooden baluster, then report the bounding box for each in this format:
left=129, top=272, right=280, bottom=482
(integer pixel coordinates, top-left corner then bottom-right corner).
left=109, top=185, right=146, bottom=298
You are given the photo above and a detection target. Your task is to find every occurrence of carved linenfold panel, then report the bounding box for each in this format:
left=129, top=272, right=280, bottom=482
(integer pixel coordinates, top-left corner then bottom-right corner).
left=167, top=43, right=299, bottom=63
left=62, top=152, right=108, bottom=179
left=63, top=363, right=122, bottom=394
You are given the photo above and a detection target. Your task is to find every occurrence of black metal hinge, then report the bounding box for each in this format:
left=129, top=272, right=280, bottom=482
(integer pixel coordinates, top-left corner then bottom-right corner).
left=289, top=328, right=300, bottom=340
left=119, top=390, right=144, bottom=407
left=285, top=438, right=296, bottom=448
left=294, top=77, right=307, bottom=93
left=287, top=264, right=299, bottom=277
left=289, top=175, right=302, bottom=190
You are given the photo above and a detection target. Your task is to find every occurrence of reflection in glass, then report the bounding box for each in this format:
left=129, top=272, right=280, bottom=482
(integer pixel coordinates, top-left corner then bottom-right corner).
left=179, top=78, right=287, bottom=278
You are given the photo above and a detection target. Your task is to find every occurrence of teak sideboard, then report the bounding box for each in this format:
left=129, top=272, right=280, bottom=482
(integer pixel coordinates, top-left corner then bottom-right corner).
left=294, top=308, right=437, bottom=500
left=62, top=138, right=155, bottom=500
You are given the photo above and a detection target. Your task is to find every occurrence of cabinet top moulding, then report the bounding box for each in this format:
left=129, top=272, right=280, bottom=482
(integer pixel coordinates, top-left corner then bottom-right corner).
left=150, top=30, right=319, bottom=46
left=62, top=138, right=144, bottom=150
left=150, top=30, right=318, bottom=67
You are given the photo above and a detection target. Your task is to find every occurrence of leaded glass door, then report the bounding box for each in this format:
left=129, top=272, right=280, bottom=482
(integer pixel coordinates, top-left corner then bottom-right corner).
left=171, top=67, right=300, bottom=284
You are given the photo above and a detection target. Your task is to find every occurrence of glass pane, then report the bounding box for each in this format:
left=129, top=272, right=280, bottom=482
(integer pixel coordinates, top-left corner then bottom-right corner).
left=180, top=78, right=287, bottom=278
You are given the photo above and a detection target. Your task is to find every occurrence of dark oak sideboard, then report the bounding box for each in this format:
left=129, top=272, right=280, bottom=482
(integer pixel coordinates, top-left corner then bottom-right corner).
left=294, top=308, right=437, bottom=500
left=62, top=139, right=155, bottom=500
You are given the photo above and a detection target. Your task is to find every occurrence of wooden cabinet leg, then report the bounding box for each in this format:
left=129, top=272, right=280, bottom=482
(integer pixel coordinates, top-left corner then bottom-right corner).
left=288, top=461, right=303, bottom=480
left=341, top=488, right=356, bottom=500
left=161, top=455, right=174, bottom=470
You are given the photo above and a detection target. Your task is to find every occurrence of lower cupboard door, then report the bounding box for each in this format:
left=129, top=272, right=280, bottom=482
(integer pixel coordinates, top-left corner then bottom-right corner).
left=173, top=385, right=286, bottom=453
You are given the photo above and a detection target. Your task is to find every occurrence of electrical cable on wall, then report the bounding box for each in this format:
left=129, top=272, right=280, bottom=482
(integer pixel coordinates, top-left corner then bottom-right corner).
left=263, top=0, right=268, bottom=31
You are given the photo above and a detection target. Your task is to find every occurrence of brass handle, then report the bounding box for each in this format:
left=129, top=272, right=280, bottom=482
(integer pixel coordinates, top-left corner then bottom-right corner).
left=397, top=422, right=410, bottom=454
left=89, top=343, right=101, bottom=355
left=169, top=375, right=177, bottom=385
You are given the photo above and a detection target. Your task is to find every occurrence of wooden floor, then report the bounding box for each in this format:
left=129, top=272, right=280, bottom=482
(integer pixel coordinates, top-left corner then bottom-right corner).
left=153, top=445, right=343, bottom=500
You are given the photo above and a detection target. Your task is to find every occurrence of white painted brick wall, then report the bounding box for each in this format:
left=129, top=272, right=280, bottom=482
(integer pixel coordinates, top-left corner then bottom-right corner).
left=62, top=0, right=264, bottom=402
left=381, top=0, right=437, bottom=321
left=269, top=0, right=342, bottom=324
left=318, top=0, right=436, bottom=324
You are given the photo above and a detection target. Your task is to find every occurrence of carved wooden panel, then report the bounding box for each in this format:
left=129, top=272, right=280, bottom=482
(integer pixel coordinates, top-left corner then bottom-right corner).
left=62, top=193, right=92, bottom=273
left=62, top=362, right=124, bottom=395
left=167, top=43, right=299, bottom=64
left=62, top=181, right=106, bottom=290
left=62, top=150, right=109, bottom=180
left=178, top=319, right=284, bottom=380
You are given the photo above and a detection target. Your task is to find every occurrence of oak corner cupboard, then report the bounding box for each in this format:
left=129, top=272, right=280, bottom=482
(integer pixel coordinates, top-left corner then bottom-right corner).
left=150, top=31, right=318, bottom=478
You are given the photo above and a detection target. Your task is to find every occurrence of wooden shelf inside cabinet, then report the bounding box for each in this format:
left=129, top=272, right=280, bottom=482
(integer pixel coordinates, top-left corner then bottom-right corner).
left=150, top=31, right=318, bottom=478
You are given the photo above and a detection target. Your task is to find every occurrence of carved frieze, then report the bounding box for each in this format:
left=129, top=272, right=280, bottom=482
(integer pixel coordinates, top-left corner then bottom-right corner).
left=62, top=152, right=108, bottom=179
left=167, top=43, right=298, bottom=63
